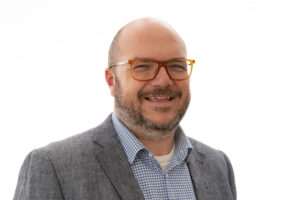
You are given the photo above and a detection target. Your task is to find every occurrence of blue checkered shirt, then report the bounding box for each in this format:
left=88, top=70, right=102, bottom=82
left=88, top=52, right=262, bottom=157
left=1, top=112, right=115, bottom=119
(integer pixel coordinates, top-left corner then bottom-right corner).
left=112, top=113, right=197, bottom=200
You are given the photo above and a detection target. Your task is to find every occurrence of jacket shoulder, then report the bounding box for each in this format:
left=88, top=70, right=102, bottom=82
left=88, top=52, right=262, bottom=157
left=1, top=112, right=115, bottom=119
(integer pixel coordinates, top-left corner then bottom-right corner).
left=41, top=114, right=114, bottom=157
left=188, top=137, right=237, bottom=200
left=188, top=137, right=224, bottom=158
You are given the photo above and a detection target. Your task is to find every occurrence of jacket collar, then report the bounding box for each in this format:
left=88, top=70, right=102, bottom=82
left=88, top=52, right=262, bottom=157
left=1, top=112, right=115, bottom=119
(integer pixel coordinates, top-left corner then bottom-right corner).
left=93, top=114, right=145, bottom=200
left=187, top=143, right=223, bottom=200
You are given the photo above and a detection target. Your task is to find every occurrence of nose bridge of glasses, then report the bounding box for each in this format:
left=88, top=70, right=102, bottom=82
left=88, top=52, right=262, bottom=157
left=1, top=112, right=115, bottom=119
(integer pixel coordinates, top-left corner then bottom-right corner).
left=154, top=61, right=172, bottom=80
left=157, top=60, right=172, bottom=72
left=157, top=60, right=169, bottom=68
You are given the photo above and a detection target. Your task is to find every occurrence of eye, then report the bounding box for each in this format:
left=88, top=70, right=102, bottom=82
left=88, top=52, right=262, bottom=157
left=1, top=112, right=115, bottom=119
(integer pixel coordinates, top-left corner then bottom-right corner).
left=168, top=63, right=187, bottom=71
left=133, top=63, right=154, bottom=72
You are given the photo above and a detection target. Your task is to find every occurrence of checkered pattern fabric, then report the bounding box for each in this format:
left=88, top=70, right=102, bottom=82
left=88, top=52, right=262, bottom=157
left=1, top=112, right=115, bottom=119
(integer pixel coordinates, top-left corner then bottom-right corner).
left=112, top=113, right=196, bottom=200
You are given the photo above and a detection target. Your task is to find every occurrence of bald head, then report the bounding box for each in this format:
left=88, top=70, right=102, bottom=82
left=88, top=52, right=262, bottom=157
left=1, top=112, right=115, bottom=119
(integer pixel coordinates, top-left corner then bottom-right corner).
left=108, top=18, right=187, bottom=67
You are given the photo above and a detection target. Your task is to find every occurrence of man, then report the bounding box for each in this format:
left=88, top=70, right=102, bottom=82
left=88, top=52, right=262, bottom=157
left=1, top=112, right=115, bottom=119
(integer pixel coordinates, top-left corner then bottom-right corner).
left=14, top=18, right=236, bottom=200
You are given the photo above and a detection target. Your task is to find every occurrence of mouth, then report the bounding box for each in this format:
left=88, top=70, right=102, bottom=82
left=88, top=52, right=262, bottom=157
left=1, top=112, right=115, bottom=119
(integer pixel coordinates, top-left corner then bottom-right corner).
left=139, top=87, right=182, bottom=104
left=144, top=96, right=175, bottom=102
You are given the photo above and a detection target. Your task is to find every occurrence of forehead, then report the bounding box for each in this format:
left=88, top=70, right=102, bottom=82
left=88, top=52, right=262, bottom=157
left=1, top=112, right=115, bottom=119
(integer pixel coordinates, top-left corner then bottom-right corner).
left=118, top=22, right=187, bottom=61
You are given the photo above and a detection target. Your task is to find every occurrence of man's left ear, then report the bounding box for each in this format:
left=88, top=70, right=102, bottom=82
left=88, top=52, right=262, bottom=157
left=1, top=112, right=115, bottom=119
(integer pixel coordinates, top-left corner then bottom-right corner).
left=105, top=68, right=115, bottom=97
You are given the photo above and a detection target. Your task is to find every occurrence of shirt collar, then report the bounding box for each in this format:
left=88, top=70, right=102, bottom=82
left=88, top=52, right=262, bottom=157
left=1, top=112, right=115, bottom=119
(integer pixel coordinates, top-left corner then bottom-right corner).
left=173, top=126, right=193, bottom=165
left=112, top=113, right=145, bottom=164
left=112, top=113, right=193, bottom=165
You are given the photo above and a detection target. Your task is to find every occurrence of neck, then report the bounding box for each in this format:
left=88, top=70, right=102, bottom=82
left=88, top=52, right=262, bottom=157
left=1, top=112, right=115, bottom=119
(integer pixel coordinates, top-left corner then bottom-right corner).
left=138, top=134, right=175, bottom=156
left=114, top=111, right=177, bottom=156
left=127, top=124, right=176, bottom=156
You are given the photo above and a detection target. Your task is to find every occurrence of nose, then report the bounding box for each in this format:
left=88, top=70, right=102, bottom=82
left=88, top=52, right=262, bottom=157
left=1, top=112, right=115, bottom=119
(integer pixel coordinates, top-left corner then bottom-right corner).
left=150, top=65, right=173, bottom=87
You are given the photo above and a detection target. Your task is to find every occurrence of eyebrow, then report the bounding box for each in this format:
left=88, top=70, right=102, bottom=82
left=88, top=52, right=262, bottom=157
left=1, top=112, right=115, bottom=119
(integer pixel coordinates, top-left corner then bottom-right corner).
left=133, top=57, right=186, bottom=61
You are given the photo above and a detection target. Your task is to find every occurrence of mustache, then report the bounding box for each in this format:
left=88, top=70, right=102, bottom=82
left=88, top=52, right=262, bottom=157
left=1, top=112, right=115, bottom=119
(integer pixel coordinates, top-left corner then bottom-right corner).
left=138, top=87, right=182, bottom=99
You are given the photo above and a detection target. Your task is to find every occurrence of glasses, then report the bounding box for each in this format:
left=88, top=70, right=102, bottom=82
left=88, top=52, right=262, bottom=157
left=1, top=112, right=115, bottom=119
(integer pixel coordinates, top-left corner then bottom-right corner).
left=109, top=58, right=195, bottom=81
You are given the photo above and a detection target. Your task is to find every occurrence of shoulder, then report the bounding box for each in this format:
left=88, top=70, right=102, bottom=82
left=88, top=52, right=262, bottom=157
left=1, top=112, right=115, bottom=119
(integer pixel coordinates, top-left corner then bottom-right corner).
left=188, top=137, right=237, bottom=199
left=26, top=115, right=115, bottom=169
left=45, top=128, right=95, bottom=156
left=23, top=127, right=97, bottom=171
left=188, top=137, right=234, bottom=175
left=33, top=114, right=115, bottom=159
left=188, top=137, right=225, bottom=159
left=13, top=130, right=97, bottom=199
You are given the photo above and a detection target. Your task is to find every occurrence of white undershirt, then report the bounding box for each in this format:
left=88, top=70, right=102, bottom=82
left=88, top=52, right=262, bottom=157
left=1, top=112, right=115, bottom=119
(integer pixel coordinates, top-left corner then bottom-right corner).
left=154, top=144, right=175, bottom=172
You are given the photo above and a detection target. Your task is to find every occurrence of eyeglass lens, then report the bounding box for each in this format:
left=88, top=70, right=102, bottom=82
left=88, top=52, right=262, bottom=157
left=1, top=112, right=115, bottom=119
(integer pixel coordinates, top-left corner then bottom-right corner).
left=132, top=60, right=192, bottom=80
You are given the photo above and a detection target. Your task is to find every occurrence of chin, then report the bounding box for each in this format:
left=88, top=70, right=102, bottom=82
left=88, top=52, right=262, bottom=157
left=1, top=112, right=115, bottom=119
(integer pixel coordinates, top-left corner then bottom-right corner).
left=149, top=118, right=173, bottom=127
left=145, top=107, right=174, bottom=118
left=143, top=110, right=179, bottom=128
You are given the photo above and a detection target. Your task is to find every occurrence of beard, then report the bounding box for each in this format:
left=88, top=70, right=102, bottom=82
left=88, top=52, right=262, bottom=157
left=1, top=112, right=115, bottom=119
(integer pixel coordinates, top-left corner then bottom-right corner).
left=114, top=75, right=190, bottom=140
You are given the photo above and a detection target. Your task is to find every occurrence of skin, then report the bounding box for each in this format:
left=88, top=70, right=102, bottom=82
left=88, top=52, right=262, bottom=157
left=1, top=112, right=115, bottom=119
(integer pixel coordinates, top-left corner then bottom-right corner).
left=105, top=18, right=191, bottom=156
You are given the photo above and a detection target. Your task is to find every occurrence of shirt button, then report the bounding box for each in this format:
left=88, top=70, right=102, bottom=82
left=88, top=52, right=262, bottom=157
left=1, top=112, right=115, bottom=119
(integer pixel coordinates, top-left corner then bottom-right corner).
left=166, top=173, right=169, bottom=178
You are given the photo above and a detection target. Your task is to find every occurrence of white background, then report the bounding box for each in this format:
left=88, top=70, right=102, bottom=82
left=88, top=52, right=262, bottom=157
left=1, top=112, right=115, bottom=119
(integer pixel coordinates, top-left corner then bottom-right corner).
left=1, top=0, right=299, bottom=199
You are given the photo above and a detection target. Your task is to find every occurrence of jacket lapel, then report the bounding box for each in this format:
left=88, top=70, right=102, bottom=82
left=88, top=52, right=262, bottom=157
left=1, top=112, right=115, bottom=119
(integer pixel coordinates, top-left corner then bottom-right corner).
left=93, top=115, right=144, bottom=200
left=187, top=149, right=221, bottom=200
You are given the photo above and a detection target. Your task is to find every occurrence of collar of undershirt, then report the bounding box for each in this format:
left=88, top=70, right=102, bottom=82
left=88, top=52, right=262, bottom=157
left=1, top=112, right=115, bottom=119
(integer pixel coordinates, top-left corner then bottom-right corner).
left=155, top=144, right=175, bottom=163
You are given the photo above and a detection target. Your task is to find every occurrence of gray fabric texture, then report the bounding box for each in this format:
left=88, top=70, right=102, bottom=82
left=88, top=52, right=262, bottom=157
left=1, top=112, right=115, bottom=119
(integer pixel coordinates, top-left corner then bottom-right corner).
left=13, top=114, right=237, bottom=200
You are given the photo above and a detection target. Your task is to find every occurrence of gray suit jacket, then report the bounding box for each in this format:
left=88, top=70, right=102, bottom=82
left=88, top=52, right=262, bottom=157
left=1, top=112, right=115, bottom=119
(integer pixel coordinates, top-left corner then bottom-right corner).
left=14, top=114, right=236, bottom=200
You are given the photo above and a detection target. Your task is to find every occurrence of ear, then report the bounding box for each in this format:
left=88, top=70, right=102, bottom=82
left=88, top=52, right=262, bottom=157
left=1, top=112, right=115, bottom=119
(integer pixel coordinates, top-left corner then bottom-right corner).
left=105, top=68, right=115, bottom=97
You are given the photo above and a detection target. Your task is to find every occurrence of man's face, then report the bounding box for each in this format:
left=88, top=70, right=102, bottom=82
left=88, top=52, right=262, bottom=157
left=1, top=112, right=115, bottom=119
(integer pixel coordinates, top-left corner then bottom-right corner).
left=109, top=23, right=191, bottom=139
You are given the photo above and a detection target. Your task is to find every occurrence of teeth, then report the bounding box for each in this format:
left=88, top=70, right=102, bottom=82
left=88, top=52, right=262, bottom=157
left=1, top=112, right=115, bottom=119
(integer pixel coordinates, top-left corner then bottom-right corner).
left=147, top=97, right=171, bottom=100
left=154, top=97, right=169, bottom=100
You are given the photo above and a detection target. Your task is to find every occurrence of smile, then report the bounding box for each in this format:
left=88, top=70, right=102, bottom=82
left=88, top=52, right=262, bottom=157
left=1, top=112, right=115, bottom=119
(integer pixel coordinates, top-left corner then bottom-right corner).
left=144, top=96, right=175, bottom=102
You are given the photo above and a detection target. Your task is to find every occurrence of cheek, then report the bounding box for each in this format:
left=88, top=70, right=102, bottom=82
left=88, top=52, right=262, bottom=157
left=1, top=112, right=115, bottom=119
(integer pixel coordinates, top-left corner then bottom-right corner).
left=127, top=82, right=147, bottom=99
left=177, top=82, right=190, bottom=94
left=123, top=83, right=146, bottom=103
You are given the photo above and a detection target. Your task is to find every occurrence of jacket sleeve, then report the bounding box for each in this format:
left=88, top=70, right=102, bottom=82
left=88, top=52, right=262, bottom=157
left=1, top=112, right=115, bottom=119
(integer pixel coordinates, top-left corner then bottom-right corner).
left=221, top=151, right=237, bottom=200
left=13, top=149, right=65, bottom=200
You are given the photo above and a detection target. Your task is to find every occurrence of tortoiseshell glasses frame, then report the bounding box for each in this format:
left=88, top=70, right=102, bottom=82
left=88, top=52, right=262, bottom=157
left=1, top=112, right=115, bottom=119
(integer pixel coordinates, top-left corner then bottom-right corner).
left=109, top=58, right=195, bottom=81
